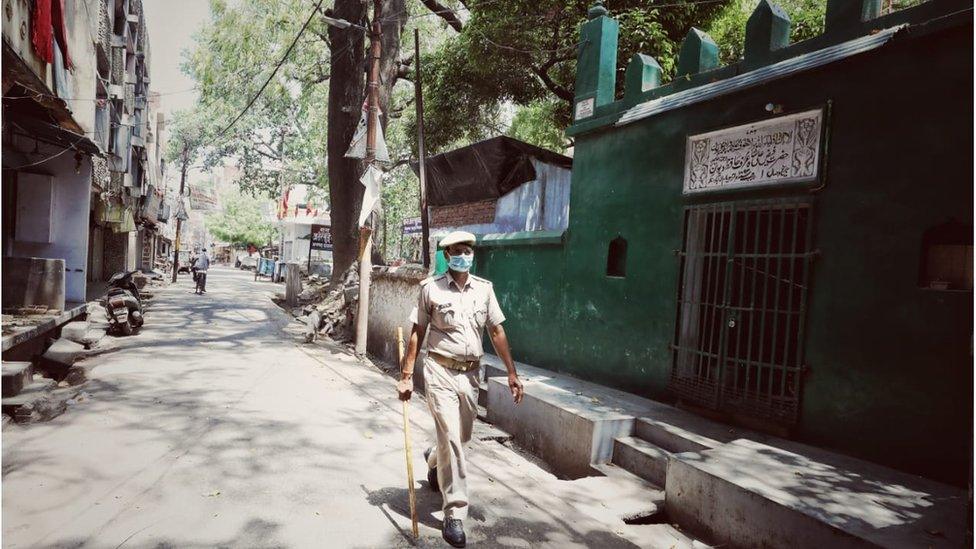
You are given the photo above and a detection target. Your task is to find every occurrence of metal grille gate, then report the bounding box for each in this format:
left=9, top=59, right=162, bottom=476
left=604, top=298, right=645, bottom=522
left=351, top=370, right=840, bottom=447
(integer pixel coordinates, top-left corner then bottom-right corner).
left=670, top=199, right=815, bottom=425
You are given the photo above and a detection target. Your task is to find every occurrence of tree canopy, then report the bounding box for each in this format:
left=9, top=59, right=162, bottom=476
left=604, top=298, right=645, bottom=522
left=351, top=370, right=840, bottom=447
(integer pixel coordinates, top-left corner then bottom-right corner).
left=411, top=0, right=731, bottom=153
left=705, top=0, right=825, bottom=64
left=182, top=0, right=330, bottom=198
left=182, top=1, right=787, bottom=269
left=206, top=187, right=278, bottom=248
left=164, top=108, right=208, bottom=173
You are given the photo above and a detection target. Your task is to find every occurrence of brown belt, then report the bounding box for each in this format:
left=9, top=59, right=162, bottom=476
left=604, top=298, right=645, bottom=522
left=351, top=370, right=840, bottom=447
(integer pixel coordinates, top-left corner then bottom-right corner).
left=430, top=352, right=479, bottom=372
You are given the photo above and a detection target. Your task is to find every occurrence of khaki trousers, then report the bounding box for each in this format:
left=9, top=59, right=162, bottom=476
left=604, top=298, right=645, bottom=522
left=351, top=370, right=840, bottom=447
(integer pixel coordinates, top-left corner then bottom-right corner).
left=424, top=354, right=480, bottom=521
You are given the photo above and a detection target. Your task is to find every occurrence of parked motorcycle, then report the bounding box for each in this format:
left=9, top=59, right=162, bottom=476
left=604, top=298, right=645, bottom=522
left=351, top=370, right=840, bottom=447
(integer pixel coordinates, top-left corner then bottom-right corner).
left=103, top=271, right=144, bottom=336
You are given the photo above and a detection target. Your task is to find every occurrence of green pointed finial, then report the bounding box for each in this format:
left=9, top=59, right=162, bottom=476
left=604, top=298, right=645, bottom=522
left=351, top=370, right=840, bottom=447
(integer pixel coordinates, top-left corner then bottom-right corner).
left=624, top=54, right=662, bottom=105
left=745, top=0, right=791, bottom=64
left=574, top=0, right=617, bottom=115
left=825, top=0, right=881, bottom=33
left=676, top=28, right=719, bottom=77
left=588, top=0, right=608, bottom=20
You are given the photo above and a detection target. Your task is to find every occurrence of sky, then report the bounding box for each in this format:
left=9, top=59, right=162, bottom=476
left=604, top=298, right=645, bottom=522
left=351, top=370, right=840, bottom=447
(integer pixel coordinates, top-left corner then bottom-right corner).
left=142, top=0, right=212, bottom=119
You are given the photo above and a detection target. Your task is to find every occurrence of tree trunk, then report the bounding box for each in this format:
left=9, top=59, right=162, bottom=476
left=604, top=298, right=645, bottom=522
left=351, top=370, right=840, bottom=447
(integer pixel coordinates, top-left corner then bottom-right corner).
left=325, top=0, right=406, bottom=280
left=326, top=0, right=367, bottom=279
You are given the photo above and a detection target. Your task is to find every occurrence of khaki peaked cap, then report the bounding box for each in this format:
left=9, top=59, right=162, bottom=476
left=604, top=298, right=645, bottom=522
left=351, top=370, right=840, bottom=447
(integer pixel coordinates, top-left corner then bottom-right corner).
left=439, top=231, right=477, bottom=249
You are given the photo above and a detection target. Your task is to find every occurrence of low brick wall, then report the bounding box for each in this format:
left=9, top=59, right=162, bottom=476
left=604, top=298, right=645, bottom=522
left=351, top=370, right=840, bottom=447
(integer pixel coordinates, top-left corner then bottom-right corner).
left=430, top=199, right=497, bottom=228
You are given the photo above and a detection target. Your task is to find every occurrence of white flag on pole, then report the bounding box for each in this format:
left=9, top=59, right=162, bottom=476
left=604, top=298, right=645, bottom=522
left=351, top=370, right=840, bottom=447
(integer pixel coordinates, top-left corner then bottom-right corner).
left=344, top=103, right=391, bottom=164
left=358, top=165, right=383, bottom=227
left=174, top=197, right=190, bottom=221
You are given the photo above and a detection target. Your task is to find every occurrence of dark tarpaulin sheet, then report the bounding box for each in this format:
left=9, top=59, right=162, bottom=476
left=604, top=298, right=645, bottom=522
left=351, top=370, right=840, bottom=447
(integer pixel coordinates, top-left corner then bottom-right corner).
left=412, top=136, right=572, bottom=207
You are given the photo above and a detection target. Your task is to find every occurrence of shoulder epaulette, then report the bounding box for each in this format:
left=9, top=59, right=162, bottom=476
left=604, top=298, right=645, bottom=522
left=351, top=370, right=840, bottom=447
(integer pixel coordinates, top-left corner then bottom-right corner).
left=420, top=274, right=444, bottom=286
left=469, top=274, right=492, bottom=285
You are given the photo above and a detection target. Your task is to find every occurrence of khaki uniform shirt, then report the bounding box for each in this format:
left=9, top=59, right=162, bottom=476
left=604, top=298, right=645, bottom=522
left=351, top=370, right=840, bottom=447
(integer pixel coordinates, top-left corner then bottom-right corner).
left=410, top=273, right=506, bottom=362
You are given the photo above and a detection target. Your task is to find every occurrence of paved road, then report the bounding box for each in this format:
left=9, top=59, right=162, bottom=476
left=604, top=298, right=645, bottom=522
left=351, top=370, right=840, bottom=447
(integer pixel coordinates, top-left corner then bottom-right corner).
left=2, top=268, right=651, bottom=549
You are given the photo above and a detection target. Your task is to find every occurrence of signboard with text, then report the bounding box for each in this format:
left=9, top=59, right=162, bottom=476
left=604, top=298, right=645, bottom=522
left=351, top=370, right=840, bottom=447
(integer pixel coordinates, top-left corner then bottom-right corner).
left=574, top=97, right=595, bottom=121
left=402, top=216, right=422, bottom=235
left=683, top=109, right=824, bottom=195
left=310, top=224, right=332, bottom=251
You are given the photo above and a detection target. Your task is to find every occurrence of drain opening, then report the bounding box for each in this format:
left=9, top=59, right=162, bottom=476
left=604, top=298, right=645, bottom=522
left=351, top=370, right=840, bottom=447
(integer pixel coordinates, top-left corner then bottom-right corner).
left=623, top=509, right=670, bottom=525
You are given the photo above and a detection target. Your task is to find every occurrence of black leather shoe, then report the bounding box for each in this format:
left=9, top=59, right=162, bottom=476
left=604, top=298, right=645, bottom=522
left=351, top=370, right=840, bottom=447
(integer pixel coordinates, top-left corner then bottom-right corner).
left=442, top=518, right=465, bottom=548
left=424, top=448, right=439, bottom=492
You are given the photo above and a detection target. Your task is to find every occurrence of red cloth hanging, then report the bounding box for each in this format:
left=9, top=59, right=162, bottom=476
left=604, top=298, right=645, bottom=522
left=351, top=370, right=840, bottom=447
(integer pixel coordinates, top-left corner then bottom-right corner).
left=31, top=0, right=72, bottom=69
left=52, top=0, right=72, bottom=69
left=31, top=0, right=53, bottom=63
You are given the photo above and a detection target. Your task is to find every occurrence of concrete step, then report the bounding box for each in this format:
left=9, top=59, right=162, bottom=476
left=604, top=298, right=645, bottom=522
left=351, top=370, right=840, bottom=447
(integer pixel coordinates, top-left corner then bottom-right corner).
left=2, top=377, right=61, bottom=423
left=579, top=464, right=713, bottom=548
left=60, top=319, right=105, bottom=348
left=666, top=438, right=967, bottom=549
left=612, top=436, right=671, bottom=487
left=581, top=462, right=665, bottom=522
left=3, top=377, right=57, bottom=405
left=635, top=417, right=725, bottom=454
left=2, top=361, right=33, bottom=397
left=622, top=524, right=711, bottom=549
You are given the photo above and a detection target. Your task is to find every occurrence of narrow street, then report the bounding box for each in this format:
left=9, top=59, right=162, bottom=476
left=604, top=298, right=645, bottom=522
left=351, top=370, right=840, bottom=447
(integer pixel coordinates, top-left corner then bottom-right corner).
left=2, top=268, right=654, bottom=549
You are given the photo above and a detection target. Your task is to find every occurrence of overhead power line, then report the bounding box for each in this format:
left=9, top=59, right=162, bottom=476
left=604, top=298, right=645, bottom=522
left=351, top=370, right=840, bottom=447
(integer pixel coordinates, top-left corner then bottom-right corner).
left=203, top=0, right=728, bottom=138
left=214, top=0, right=327, bottom=139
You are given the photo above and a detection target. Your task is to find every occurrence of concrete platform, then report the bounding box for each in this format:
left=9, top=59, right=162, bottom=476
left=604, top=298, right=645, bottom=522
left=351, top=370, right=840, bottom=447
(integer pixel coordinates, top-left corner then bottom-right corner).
left=484, top=356, right=641, bottom=478
left=666, top=438, right=968, bottom=549
left=1, top=301, right=88, bottom=353
left=481, top=353, right=968, bottom=549
left=482, top=353, right=748, bottom=479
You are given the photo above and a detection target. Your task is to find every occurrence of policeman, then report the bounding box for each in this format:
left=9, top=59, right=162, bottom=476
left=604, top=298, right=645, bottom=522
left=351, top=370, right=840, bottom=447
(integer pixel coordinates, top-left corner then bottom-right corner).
left=398, top=230, right=524, bottom=548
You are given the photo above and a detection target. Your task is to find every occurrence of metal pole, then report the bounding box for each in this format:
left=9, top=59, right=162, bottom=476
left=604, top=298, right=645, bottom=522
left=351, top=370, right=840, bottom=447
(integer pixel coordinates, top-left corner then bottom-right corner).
left=355, top=0, right=382, bottom=357
left=171, top=146, right=188, bottom=283
left=414, top=28, right=430, bottom=269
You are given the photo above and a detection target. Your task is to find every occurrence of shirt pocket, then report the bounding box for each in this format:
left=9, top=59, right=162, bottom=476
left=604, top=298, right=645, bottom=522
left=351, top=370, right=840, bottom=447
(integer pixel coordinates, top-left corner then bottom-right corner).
left=432, top=302, right=458, bottom=329
left=473, top=307, right=488, bottom=328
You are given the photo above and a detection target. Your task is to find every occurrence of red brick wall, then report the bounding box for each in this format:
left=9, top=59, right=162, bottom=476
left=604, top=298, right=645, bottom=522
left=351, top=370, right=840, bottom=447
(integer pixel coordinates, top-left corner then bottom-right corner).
left=430, top=199, right=497, bottom=228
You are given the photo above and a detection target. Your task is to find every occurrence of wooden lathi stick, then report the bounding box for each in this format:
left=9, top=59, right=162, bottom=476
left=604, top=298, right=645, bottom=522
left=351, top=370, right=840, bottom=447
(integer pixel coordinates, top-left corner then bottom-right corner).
left=397, top=327, right=419, bottom=538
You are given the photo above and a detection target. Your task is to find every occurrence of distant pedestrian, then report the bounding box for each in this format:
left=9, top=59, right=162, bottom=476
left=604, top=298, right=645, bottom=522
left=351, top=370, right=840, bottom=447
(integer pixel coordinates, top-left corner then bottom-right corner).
left=194, top=249, right=210, bottom=294
left=398, top=230, right=524, bottom=548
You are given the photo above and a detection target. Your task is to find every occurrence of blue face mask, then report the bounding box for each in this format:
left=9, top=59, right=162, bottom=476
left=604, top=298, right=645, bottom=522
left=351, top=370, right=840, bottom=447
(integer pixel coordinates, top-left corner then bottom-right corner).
left=448, top=253, right=474, bottom=272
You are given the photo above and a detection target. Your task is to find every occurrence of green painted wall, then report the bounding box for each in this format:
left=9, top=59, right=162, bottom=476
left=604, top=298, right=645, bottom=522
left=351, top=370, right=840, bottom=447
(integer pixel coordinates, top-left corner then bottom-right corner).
left=476, top=13, right=973, bottom=485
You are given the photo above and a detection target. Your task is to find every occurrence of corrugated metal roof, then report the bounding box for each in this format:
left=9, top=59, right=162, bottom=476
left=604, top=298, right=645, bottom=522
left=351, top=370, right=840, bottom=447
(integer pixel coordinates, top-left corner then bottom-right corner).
left=616, top=25, right=906, bottom=127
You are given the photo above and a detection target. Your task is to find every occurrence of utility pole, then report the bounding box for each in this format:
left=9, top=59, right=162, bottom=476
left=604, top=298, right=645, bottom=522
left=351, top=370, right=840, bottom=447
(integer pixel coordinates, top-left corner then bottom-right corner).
left=171, top=145, right=189, bottom=283
left=355, top=0, right=382, bottom=357
left=414, top=28, right=431, bottom=269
